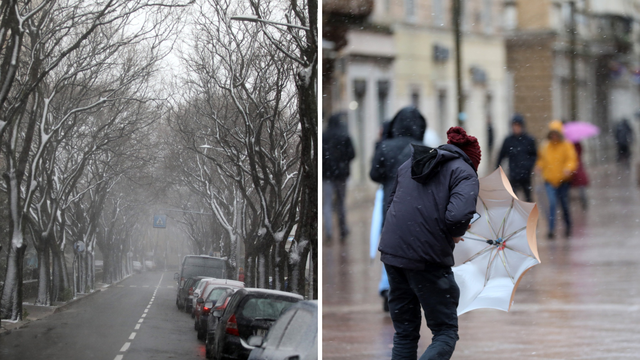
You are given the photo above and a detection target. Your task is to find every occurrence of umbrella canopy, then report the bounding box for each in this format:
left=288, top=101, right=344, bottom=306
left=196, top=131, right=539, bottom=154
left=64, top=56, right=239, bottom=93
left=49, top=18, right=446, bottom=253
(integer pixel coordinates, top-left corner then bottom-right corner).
left=452, top=167, right=541, bottom=315
left=563, top=121, right=600, bottom=143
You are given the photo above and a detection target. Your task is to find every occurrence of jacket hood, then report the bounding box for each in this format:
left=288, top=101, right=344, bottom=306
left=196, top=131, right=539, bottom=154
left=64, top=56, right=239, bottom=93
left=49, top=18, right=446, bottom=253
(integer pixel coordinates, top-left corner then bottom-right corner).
left=411, top=143, right=475, bottom=184
left=390, top=107, right=427, bottom=141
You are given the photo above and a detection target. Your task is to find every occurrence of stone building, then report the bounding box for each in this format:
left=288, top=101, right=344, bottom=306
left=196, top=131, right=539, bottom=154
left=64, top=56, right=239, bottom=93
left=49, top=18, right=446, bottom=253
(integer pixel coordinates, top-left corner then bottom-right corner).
left=506, top=0, right=640, bottom=147
left=324, top=0, right=511, bottom=183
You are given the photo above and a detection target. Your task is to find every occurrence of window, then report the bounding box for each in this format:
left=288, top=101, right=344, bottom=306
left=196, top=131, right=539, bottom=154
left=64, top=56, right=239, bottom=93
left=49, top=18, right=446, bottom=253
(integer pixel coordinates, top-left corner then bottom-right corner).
left=405, top=0, right=416, bottom=22
left=278, top=309, right=314, bottom=350
left=377, top=80, right=390, bottom=124
left=438, top=89, right=448, bottom=133
left=411, top=87, right=420, bottom=109
left=433, top=0, right=445, bottom=26
left=483, top=0, right=493, bottom=34
left=239, top=297, right=296, bottom=320
left=262, top=309, right=297, bottom=348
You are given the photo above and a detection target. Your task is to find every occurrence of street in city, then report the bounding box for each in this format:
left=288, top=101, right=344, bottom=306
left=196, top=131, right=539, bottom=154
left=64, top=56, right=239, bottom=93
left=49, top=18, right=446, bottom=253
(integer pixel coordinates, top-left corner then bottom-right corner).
left=323, top=163, right=640, bottom=359
left=0, top=271, right=203, bottom=360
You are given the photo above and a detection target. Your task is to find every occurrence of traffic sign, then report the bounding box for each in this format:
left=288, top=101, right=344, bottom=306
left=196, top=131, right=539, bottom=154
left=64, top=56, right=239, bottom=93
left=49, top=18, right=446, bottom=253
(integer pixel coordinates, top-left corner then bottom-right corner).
left=153, top=215, right=167, bottom=228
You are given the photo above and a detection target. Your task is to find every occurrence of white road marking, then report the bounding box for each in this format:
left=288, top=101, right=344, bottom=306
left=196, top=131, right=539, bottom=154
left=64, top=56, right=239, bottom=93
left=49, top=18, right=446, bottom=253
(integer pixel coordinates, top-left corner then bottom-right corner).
left=144, top=309, right=148, bottom=313
left=116, top=285, right=124, bottom=288
left=146, top=305, right=151, bottom=309
left=129, top=285, right=137, bottom=287
left=138, top=319, right=144, bottom=323
left=114, top=356, right=123, bottom=360
left=120, top=342, right=130, bottom=352
left=142, top=314, right=146, bottom=318
left=135, top=324, right=141, bottom=330
left=129, top=332, right=136, bottom=340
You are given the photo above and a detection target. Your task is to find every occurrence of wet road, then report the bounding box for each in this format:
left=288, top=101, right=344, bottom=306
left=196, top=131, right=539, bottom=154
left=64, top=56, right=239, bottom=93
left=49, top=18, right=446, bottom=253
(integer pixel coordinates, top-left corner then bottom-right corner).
left=323, top=164, right=640, bottom=359
left=0, top=271, right=204, bottom=360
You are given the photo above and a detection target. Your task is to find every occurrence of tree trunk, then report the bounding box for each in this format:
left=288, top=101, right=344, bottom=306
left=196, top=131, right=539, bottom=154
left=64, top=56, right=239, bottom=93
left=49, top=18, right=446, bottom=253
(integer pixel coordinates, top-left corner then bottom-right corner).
left=245, top=253, right=255, bottom=288
left=1, top=242, right=27, bottom=320
left=35, top=237, right=51, bottom=306
left=51, top=243, right=64, bottom=302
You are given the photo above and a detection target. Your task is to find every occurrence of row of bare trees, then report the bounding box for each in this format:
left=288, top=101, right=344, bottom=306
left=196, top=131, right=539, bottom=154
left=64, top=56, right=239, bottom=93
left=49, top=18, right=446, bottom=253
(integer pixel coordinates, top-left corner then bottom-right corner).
left=165, top=0, right=317, bottom=296
left=0, top=0, right=190, bottom=321
left=0, top=0, right=317, bottom=323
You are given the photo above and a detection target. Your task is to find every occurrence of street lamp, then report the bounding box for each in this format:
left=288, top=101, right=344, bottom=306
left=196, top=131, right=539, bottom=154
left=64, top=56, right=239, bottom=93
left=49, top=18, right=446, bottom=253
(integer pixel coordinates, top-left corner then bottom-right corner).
left=230, top=15, right=310, bottom=31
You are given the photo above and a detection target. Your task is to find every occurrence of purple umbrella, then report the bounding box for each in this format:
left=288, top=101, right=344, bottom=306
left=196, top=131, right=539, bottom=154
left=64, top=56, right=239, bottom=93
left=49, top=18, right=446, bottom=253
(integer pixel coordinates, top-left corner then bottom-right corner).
left=563, top=121, right=600, bottom=143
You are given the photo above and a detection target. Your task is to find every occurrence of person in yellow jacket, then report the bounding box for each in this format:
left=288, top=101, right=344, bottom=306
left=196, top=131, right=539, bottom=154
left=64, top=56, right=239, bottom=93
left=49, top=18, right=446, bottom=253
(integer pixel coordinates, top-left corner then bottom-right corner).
left=535, top=120, right=578, bottom=239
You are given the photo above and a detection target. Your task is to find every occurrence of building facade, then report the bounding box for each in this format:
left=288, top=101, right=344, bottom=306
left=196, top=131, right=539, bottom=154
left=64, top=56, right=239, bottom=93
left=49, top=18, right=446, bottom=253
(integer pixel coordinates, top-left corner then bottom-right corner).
left=325, top=0, right=511, bottom=183
left=506, top=0, right=640, bottom=154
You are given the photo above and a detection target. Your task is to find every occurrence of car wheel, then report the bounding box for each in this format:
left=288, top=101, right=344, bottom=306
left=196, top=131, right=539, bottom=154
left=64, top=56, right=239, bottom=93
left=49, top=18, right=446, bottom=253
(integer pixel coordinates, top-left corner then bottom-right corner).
left=194, top=318, right=199, bottom=331
left=197, top=328, right=205, bottom=341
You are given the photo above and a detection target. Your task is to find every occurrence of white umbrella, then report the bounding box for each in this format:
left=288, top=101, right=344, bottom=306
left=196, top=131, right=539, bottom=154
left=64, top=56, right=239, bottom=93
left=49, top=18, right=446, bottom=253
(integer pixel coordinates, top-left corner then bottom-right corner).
left=452, top=167, right=541, bottom=315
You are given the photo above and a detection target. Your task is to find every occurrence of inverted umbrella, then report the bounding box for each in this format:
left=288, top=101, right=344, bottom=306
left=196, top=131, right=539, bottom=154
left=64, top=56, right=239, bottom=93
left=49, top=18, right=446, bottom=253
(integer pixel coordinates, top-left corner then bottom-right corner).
left=563, top=121, right=600, bottom=143
left=452, top=167, right=541, bottom=315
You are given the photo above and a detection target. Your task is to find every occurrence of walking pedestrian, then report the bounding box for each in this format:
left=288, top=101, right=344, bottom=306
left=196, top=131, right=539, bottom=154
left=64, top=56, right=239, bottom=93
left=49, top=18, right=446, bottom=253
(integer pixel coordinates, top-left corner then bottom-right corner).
left=535, top=120, right=578, bottom=239
left=322, top=113, right=355, bottom=243
left=615, top=118, right=634, bottom=164
left=378, top=126, right=481, bottom=360
left=571, top=142, right=589, bottom=210
left=496, top=114, right=537, bottom=202
left=370, top=106, right=427, bottom=311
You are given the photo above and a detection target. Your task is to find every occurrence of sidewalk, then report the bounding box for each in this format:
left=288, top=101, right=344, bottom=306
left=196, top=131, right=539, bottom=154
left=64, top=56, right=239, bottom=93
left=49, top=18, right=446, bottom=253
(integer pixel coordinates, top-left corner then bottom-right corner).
left=0, top=276, right=128, bottom=335
left=323, top=162, right=640, bottom=359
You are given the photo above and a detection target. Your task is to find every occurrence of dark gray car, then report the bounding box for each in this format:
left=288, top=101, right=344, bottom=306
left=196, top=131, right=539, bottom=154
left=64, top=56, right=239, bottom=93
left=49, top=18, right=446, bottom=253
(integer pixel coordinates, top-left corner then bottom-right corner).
left=247, top=300, right=317, bottom=360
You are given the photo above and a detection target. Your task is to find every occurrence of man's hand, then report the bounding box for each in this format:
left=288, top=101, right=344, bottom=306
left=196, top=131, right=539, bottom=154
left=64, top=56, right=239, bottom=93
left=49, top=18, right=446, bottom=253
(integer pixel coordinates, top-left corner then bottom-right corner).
left=453, top=237, right=464, bottom=244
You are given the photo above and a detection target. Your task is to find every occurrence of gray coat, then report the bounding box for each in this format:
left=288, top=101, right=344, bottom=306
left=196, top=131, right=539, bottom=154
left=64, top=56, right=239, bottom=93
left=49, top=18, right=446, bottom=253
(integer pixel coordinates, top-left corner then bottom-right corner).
left=379, top=144, right=479, bottom=269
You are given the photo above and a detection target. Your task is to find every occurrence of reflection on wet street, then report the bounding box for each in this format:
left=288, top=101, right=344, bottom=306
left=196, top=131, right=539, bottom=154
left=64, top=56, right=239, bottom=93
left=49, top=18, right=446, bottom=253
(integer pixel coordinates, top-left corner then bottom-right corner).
left=323, top=164, right=640, bottom=359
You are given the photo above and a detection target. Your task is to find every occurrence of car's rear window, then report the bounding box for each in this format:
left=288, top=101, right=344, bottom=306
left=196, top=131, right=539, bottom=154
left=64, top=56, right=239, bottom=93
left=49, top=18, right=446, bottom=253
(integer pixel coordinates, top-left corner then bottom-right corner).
left=207, top=288, right=228, bottom=302
left=238, top=297, right=296, bottom=320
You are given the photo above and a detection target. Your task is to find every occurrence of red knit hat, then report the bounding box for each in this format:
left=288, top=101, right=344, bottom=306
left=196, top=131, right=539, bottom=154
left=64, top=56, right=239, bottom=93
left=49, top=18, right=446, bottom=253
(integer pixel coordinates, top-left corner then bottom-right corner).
left=447, top=126, right=481, bottom=171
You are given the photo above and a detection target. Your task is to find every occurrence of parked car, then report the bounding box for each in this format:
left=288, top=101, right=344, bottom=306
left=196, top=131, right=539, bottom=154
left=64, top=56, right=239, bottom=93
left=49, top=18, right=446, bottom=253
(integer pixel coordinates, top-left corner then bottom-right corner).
left=248, top=300, right=317, bottom=360
left=205, top=291, right=237, bottom=358
left=196, top=285, right=241, bottom=341
left=208, top=288, right=303, bottom=360
left=132, top=261, right=142, bottom=273
left=191, top=277, right=216, bottom=317
left=175, top=255, right=231, bottom=312
left=194, top=279, right=244, bottom=328
left=176, top=276, right=208, bottom=312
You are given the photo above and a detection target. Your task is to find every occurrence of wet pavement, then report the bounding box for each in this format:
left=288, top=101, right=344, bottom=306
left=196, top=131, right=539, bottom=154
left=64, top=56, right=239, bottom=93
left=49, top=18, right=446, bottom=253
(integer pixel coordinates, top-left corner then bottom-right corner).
left=323, top=163, right=640, bottom=359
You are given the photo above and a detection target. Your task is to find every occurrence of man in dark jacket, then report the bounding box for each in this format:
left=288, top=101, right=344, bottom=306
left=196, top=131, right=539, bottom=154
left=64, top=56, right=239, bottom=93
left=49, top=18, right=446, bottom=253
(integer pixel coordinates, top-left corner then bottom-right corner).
left=370, top=106, right=427, bottom=215
left=496, top=114, right=537, bottom=202
left=378, top=126, right=480, bottom=360
left=322, top=113, right=355, bottom=242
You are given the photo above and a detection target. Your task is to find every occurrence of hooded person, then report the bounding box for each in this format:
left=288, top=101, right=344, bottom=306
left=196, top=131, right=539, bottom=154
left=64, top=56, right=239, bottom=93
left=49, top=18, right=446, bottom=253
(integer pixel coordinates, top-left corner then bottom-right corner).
left=370, top=106, right=427, bottom=216
left=535, top=120, right=577, bottom=238
left=496, top=114, right=537, bottom=202
left=322, top=113, right=356, bottom=242
left=378, top=126, right=481, bottom=360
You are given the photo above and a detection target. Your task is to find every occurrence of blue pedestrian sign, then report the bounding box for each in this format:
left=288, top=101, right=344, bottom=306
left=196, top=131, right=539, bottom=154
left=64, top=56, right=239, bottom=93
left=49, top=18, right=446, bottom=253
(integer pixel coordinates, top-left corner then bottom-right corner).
left=153, top=215, right=167, bottom=228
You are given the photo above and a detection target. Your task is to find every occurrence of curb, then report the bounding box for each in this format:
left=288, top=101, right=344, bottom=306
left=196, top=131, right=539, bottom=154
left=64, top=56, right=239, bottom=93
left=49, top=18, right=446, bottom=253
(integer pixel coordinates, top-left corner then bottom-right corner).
left=0, top=274, right=133, bottom=335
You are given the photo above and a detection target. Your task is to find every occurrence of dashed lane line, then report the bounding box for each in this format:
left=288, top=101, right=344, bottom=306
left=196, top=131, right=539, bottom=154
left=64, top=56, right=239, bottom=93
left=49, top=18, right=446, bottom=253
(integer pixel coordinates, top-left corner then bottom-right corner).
left=113, top=273, right=164, bottom=360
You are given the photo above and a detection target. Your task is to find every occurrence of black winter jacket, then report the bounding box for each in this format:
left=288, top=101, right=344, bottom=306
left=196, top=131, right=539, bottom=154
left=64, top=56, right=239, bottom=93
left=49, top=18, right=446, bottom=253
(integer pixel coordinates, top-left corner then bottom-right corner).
left=323, top=114, right=355, bottom=180
left=378, top=144, right=479, bottom=269
left=496, top=133, right=537, bottom=181
left=370, top=107, right=426, bottom=214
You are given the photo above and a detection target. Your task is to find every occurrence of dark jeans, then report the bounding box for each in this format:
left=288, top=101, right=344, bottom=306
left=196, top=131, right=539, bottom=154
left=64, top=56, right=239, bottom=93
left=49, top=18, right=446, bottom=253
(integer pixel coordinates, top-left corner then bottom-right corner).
left=511, top=177, right=532, bottom=202
left=544, top=182, right=571, bottom=233
left=385, top=264, right=460, bottom=360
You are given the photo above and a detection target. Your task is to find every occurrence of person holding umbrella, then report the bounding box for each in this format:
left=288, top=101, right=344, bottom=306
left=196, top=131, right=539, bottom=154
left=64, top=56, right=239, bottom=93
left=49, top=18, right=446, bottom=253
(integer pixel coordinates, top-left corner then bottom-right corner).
left=535, top=120, right=578, bottom=239
left=378, top=126, right=480, bottom=360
